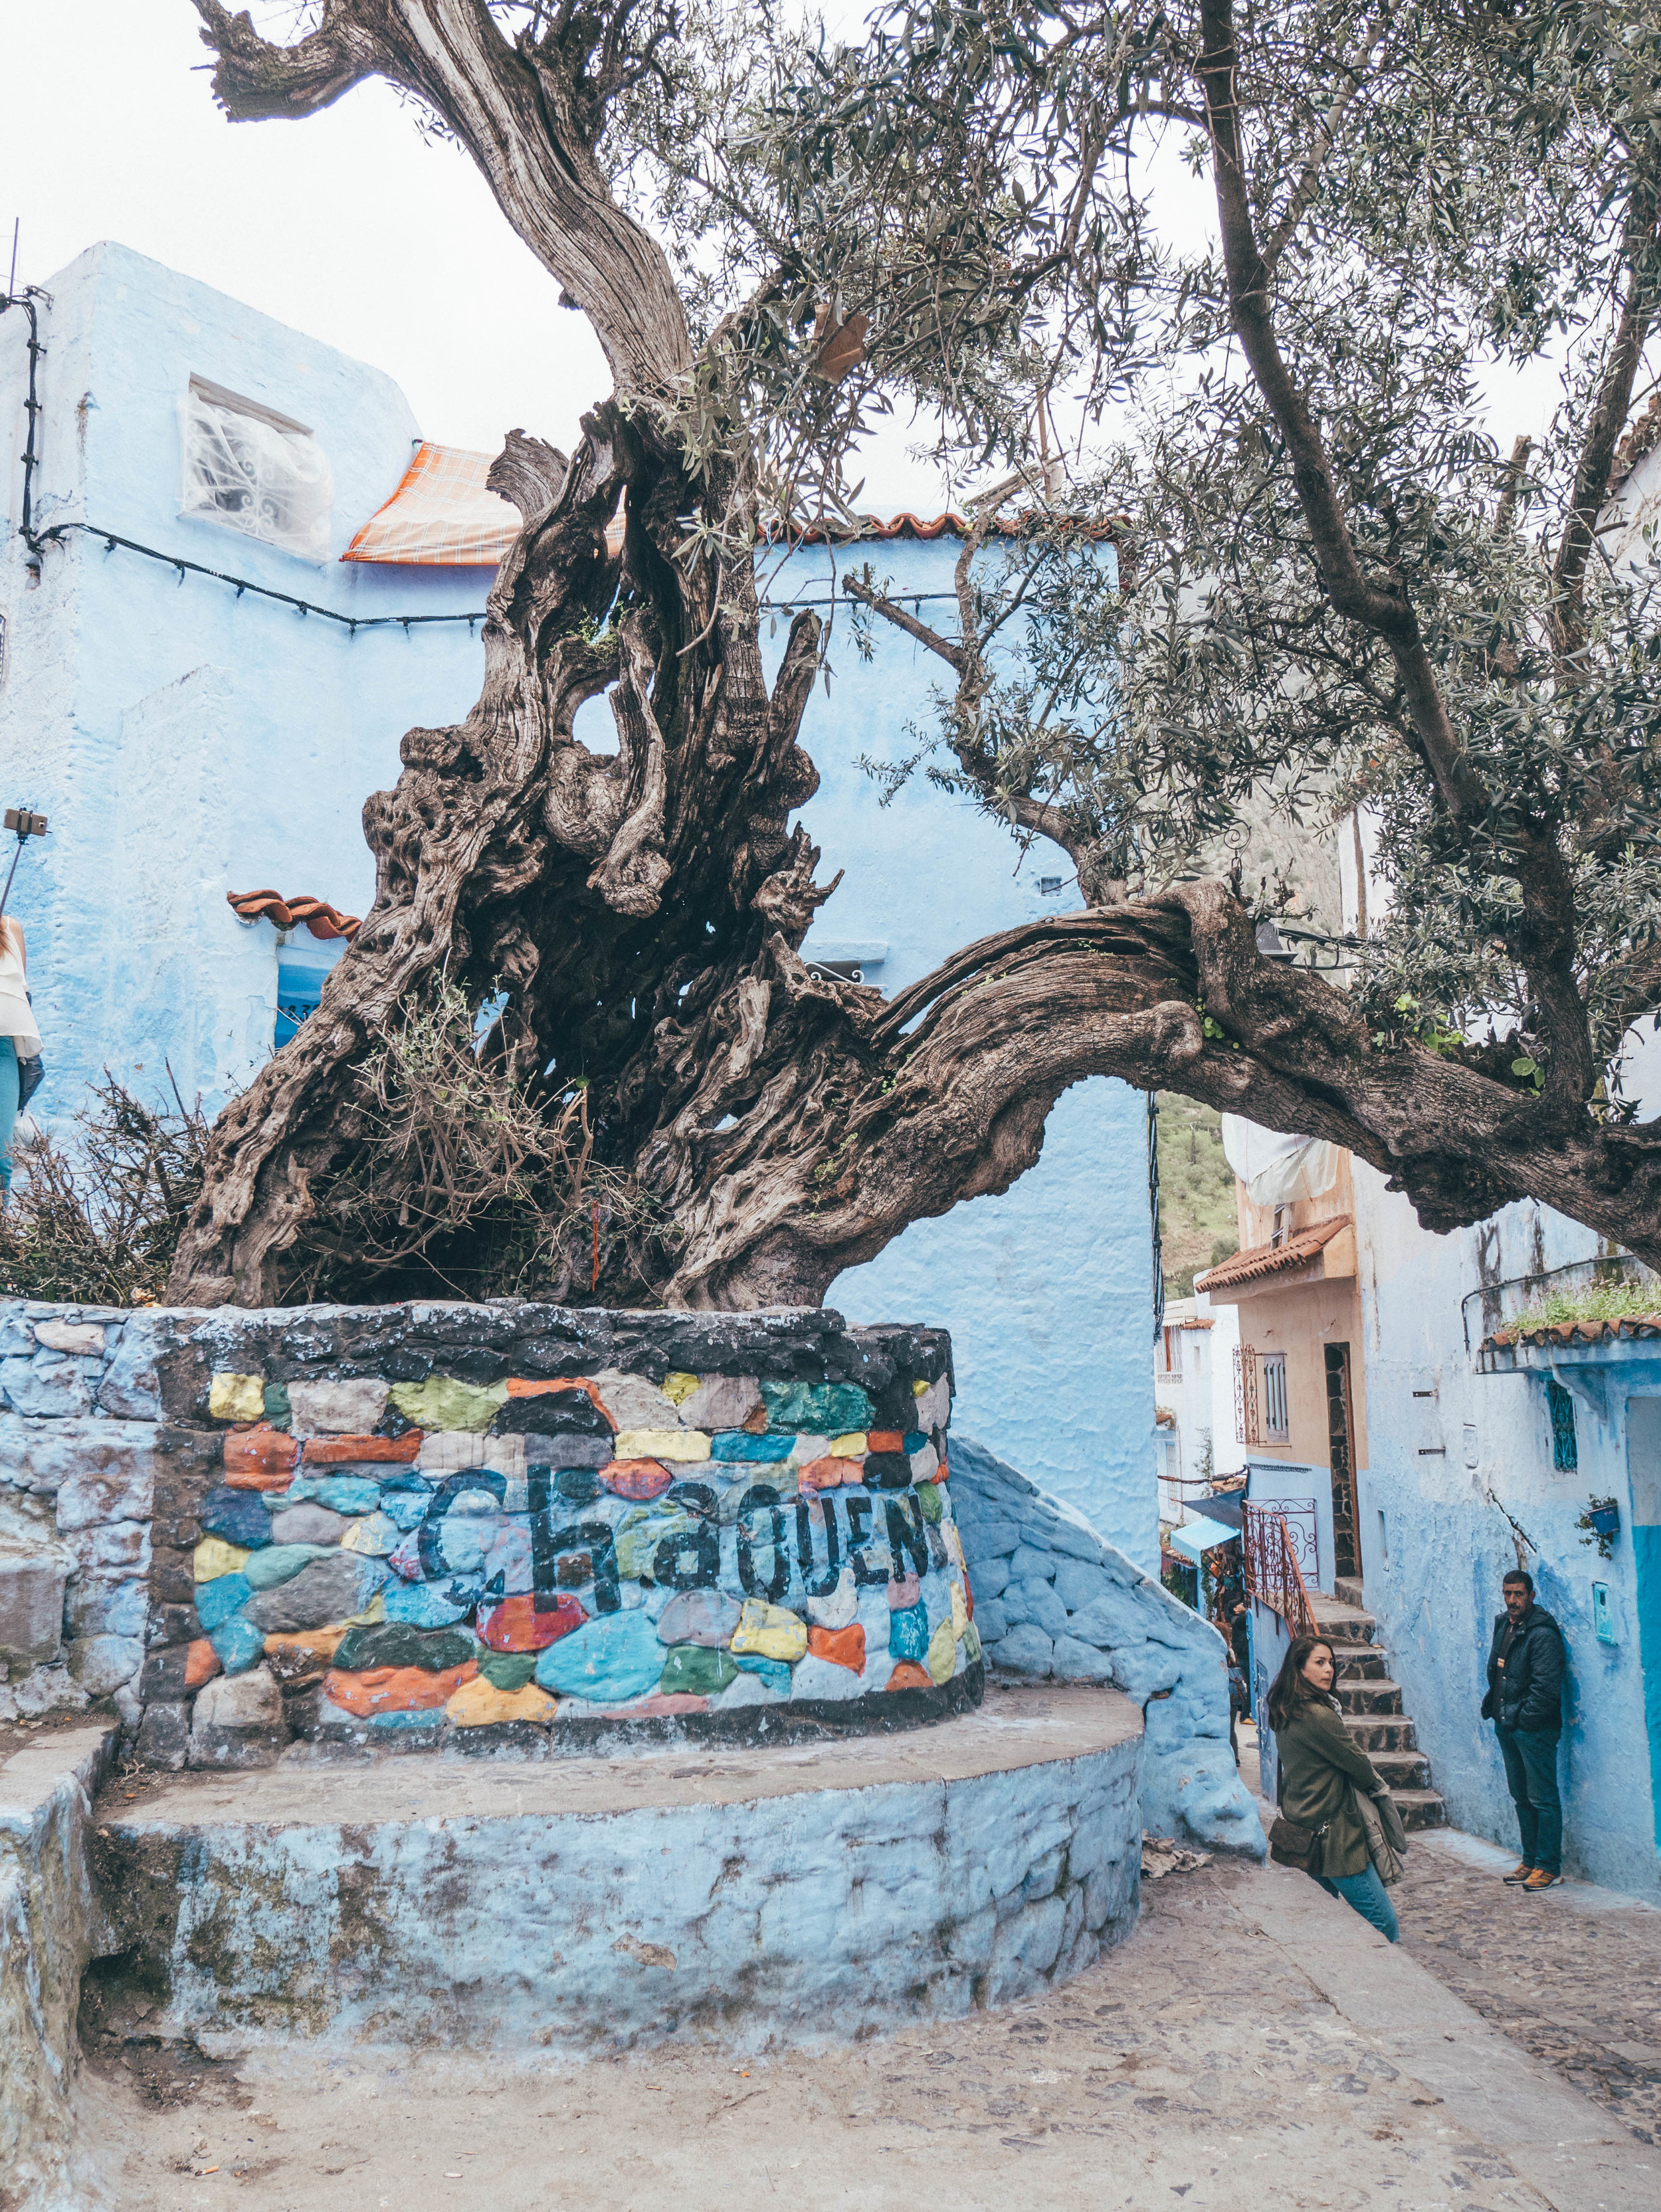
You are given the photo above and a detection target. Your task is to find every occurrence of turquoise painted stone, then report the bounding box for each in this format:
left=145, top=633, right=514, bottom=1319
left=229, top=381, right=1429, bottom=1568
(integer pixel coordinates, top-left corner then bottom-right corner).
left=242, top=1543, right=334, bottom=1591
left=902, top=1430, right=929, bottom=1455
left=195, top=1573, right=252, bottom=1633
left=710, top=1431, right=795, bottom=1461
left=760, top=1381, right=874, bottom=1435
left=377, top=1469, right=432, bottom=1494
left=381, top=1492, right=430, bottom=1532
left=198, top=1486, right=274, bottom=1549
left=733, top=1653, right=792, bottom=1696
left=383, top=1579, right=475, bottom=1629
left=207, top=1613, right=264, bottom=1674
left=659, top=1643, right=738, bottom=1696
left=333, top=1623, right=478, bottom=1673
left=365, top=1708, right=444, bottom=1731
left=263, top=1379, right=292, bottom=1427
left=288, top=1473, right=382, bottom=1515
left=534, top=1611, right=664, bottom=1701
left=888, top=1600, right=929, bottom=1662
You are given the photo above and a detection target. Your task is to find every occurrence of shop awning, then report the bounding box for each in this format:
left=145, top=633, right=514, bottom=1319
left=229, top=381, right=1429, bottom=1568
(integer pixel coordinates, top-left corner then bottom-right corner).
left=1167, top=1513, right=1240, bottom=1562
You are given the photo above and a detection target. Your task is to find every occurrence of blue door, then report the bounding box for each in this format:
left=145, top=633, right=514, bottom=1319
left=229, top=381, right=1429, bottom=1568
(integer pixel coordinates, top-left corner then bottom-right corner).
left=274, top=961, right=326, bottom=1049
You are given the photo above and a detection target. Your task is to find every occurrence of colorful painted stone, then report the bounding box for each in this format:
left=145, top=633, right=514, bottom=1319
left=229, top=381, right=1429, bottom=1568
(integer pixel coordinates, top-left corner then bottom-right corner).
left=601, top=1458, right=675, bottom=1502
left=199, top=1486, right=275, bottom=1549
left=887, top=1571, right=921, bottom=1610
left=286, top=1379, right=390, bottom=1435
left=340, top=1510, right=402, bottom=1558
left=382, top=1579, right=478, bottom=1629
left=268, top=1502, right=349, bottom=1546
left=790, top=1654, right=864, bottom=1700
left=493, top=1389, right=614, bottom=1443
left=417, top=1429, right=524, bottom=1474
left=733, top=1654, right=792, bottom=1695
left=716, top=1671, right=779, bottom=1708
left=389, top=1376, right=509, bottom=1433
left=951, top=1579, right=970, bottom=1639
left=183, top=1637, right=221, bottom=1690
left=615, top=1504, right=698, bottom=1581
left=193, top=1536, right=251, bottom=1583
left=386, top=1532, right=425, bottom=1583
left=476, top=1592, right=587, bottom=1652
left=656, top=1588, right=741, bottom=1647
left=963, top=1620, right=982, bottom=1664
left=446, top=1675, right=557, bottom=1728
left=534, top=1610, right=665, bottom=1702
left=302, top=1431, right=421, bottom=1465
left=805, top=1565, right=857, bottom=1630
left=678, top=1375, right=763, bottom=1431
left=862, top=1452, right=911, bottom=1490
left=885, top=1659, right=933, bottom=1692
left=866, top=1431, right=905, bottom=1453
left=242, top=1552, right=389, bottom=1635
left=662, top=1371, right=700, bottom=1405
left=658, top=1643, right=738, bottom=1697
left=480, top=1516, right=534, bottom=1594
left=759, top=1381, right=874, bottom=1435
left=379, top=1492, right=431, bottom=1532
left=209, top=1371, right=266, bottom=1424
left=243, top=1543, right=336, bottom=1592
left=221, top=1423, right=299, bottom=1490
left=707, top=1430, right=788, bottom=1462
left=914, top=1481, right=943, bottom=1525
left=478, top=1650, right=539, bottom=1691
left=828, top=1432, right=868, bottom=1459
left=807, top=1622, right=866, bottom=1673
left=208, top=1613, right=267, bottom=1675
left=588, top=1369, right=688, bottom=1429
left=796, top=1457, right=849, bottom=1492
left=612, top=1428, right=711, bottom=1462
left=925, top=1619, right=957, bottom=1685
left=333, top=1623, right=478, bottom=1673
left=263, top=1381, right=292, bottom=1427
left=908, top=1441, right=941, bottom=1484
left=599, top=1691, right=710, bottom=1716
left=323, top=1660, right=477, bottom=1716
left=195, top=1573, right=252, bottom=1634
left=912, top=1375, right=950, bottom=1431
left=287, top=1473, right=383, bottom=1516
left=262, top=1626, right=347, bottom=1686
left=730, top=1597, right=808, bottom=1663
left=888, top=1599, right=929, bottom=1662
left=504, top=1375, right=611, bottom=1409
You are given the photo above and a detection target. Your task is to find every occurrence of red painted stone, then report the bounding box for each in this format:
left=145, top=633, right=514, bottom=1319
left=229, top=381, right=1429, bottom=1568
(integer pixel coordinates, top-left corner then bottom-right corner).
left=183, top=1637, right=221, bottom=1690
left=301, top=1431, right=422, bottom=1464
left=476, top=1592, right=587, bottom=1652
left=601, top=1458, right=675, bottom=1502
left=885, top=1660, right=933, bottom=1692
left=866, top=1431, right=906, bottom=1453
left=221, top=1424, right=299, bottom=1489
left=324, top=1660, right=477, bottom=1716
left=807, top=1622, right=866, bottom=1673
left=964, top=1572, right=974, bottom=1620
left=798, top=1457, right=850, bottom=1492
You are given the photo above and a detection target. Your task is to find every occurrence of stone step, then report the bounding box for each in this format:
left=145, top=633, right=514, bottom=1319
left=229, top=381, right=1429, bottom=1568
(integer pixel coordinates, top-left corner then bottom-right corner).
left=1333, top=1575, right=1366, bottom=1609
left=1369, top=1746, right=1432, bottom=1789
left=1335, top=1677, right=1404, bottom=1715
left=1391, top=1787, right=1448, bottom=1832
left=1310, top=1605, right=1379, bottom=1645
left=1345, top=1714, right=1418, bottom=1754
left=1329, top=1643, right=1389, bottom=1680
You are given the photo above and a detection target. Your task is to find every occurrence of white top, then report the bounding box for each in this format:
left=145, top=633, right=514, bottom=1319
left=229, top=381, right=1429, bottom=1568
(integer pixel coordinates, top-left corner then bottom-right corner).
left=0, top=934, right=43, bottom=1057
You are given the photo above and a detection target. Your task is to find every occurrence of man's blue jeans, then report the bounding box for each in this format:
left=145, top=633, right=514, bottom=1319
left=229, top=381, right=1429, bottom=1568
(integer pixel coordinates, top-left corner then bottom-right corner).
left=1316, top=1862, right=1399, bottom=1943
left=1496, top=1724, right=1562, bottom=1875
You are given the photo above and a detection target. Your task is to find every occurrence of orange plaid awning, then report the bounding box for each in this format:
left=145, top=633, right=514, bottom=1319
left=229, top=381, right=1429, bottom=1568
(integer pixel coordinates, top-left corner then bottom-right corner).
left=343, top=441, right=520, bottom=567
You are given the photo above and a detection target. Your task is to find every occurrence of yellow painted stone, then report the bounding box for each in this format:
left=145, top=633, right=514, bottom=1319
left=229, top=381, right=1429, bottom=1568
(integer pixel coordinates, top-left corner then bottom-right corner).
left=951, top=1580, right=969, bottom=1639
left=926, top=1619, right=957, bottom=1685
left=193, top=1535, right=251, bottom=1583
left=730, top=1597, right=808, bottom=1663
left=613, top=1428, right=710, bottom=1462
left=209, top=1371, right=266, bottom=1423
left=446, top=1676, right=558, bottom=1728
left=913, top=1378, right=929, bottom=1396
left=340, top=1511, right=400, bottom=1556
left=944, top=1521, right=965, bottom=1570
left=388, top=1375, right=509, bottom=1433
left=828, top=1432, right=868, bottom=1459
left=662, top=1371, right=701, bottom=1407
left=342, top=1592, right=387, bottom=1628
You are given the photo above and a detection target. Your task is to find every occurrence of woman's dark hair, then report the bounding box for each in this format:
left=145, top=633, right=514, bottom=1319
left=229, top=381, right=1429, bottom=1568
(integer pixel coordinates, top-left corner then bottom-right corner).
left=1265, top=1635, right=1336, bottom=1734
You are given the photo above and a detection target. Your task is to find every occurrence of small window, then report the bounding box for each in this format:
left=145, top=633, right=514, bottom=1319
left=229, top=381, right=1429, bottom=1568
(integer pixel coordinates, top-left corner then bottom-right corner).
left=274, top=959, right=326, bottom=1049
left=1039, top=876, right=1063, bottom=896
left=1262, top=1352, right=1290, bottom=1443
left=1545, top=1379, right=1577, bottom=1472
left=1271, top=1205, right=1286, bottom=1249
left=180, top=377, right=333, bottom=561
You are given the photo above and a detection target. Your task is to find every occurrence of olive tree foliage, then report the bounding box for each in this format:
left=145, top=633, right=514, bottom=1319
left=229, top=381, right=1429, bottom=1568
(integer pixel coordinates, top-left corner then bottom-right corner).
left=169, top=0, right=1661, bottom=1308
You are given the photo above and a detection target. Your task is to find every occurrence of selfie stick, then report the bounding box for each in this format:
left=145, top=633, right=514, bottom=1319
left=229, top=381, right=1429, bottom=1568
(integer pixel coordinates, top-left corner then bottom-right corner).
left=0, top=808, right=48, bottom=920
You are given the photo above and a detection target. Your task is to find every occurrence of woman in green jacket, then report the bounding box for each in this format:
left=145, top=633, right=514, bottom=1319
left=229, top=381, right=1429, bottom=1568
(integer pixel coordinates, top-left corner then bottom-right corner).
left=1268, top=1633, right=1399, bottom=1943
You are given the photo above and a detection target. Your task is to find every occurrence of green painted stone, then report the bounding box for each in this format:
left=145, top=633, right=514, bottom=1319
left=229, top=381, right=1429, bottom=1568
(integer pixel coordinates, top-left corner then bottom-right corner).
left=614, top=1504, right=697, bottom=1581
left=759, top=1381, right=874, bottom=1435
left=241, top=1542, right=336, bottom=1592
left=332, top=1623, right=479, bottom=1673
left=388, top=1375, right=510, bottom=1433
left=263, top=1379, right=292, bottom=1428
left=914, top=1481, right=943, bottom=1525
left=658, top=1643, right=738, bottom=1697
left=479, top=1651, right=539, bottom=1692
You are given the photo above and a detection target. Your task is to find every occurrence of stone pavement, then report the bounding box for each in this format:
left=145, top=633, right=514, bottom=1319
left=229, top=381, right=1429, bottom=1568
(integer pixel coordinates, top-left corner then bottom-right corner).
left=68, top=1839, right=1654, bottom=2212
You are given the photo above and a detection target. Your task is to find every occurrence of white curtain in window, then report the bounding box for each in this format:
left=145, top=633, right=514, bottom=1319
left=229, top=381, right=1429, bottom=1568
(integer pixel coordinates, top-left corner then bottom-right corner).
left=179, top=389, right=333, bottom=562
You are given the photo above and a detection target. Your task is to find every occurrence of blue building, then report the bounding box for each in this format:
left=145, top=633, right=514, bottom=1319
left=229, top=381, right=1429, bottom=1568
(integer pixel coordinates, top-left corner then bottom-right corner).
left=1, top=244, right=1157, bottom=1568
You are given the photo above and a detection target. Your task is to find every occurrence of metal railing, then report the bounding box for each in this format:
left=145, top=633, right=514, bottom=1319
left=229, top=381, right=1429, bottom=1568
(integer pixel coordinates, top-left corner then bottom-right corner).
left=1242, top=1502, right=1317, bottom=1639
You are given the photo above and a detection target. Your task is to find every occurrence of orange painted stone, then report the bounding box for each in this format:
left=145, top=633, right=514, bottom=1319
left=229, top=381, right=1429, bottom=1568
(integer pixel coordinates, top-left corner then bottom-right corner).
left=885, top=1660, right=933, bottom=1692
left=505, top=1376, right=614, bottom=1423
left=221, top=1424, right=299, bottom=1489
left=476, top=1592, right=587, bottom=1652
left=807, top=1622, right=866, bottom=1673
left=601, top=1458, right=675, bottom=1502
left=866, top=1431, right=905, bottom=1453
left=264, top=1627, right=348, bottom=1686
left=798, top=1457, right=852, bottom=1492
left=322, top=1659, right=477, bottom=1716
left=301, top=1431, right=422, bottom=1464
left=183, top=1637, right=221, bottom=1690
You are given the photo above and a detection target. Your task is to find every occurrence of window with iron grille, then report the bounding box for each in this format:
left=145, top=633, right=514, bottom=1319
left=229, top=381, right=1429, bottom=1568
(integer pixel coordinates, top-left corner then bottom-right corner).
left=1545, top=1379, right=1577, bottom=1472
left=1262, top=1353, right=1290, bottom=1443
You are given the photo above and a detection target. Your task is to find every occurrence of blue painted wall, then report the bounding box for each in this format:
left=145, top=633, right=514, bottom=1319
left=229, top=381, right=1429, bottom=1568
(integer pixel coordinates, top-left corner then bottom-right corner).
left=1, top=248, right=1154, bottom=1572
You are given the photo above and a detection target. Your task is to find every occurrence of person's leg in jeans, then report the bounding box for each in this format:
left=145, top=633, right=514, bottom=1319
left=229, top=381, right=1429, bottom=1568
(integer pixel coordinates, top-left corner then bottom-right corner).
left=0, top=1038, right=17, bottom=1201
left=1513, top=1730, right=1563, bottom=1876
left=1315, top=1865, right=1400, bottom=1943
left=1496, top=1726, right=1539, bottom=1869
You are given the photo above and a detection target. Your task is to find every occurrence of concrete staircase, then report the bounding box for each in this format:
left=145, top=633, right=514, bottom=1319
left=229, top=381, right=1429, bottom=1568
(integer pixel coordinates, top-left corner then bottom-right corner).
left=1314, top=1580, right=1447, bottom=1833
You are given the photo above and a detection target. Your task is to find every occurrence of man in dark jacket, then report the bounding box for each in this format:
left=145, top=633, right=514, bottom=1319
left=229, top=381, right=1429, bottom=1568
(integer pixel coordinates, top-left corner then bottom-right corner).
left=1480, top=1568, right=1567, bottom=1890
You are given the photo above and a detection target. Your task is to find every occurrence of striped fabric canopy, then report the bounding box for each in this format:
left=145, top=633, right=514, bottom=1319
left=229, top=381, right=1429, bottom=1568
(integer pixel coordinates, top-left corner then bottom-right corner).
left=343, top=441, right=520, bottom=567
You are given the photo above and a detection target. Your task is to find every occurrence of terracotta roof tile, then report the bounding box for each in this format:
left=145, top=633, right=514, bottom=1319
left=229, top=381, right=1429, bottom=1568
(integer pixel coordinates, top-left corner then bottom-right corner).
left=1194, top=1215, right=1351, bottom=1292
left=228, top=889, right=361, bottom=941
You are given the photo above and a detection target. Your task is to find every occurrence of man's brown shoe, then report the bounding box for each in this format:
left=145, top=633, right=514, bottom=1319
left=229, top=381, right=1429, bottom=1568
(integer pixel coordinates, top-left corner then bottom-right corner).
left=1502, top=1862, right=1532, bottom=1882
left=1522, top=1868, right=1559, bottom=1890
